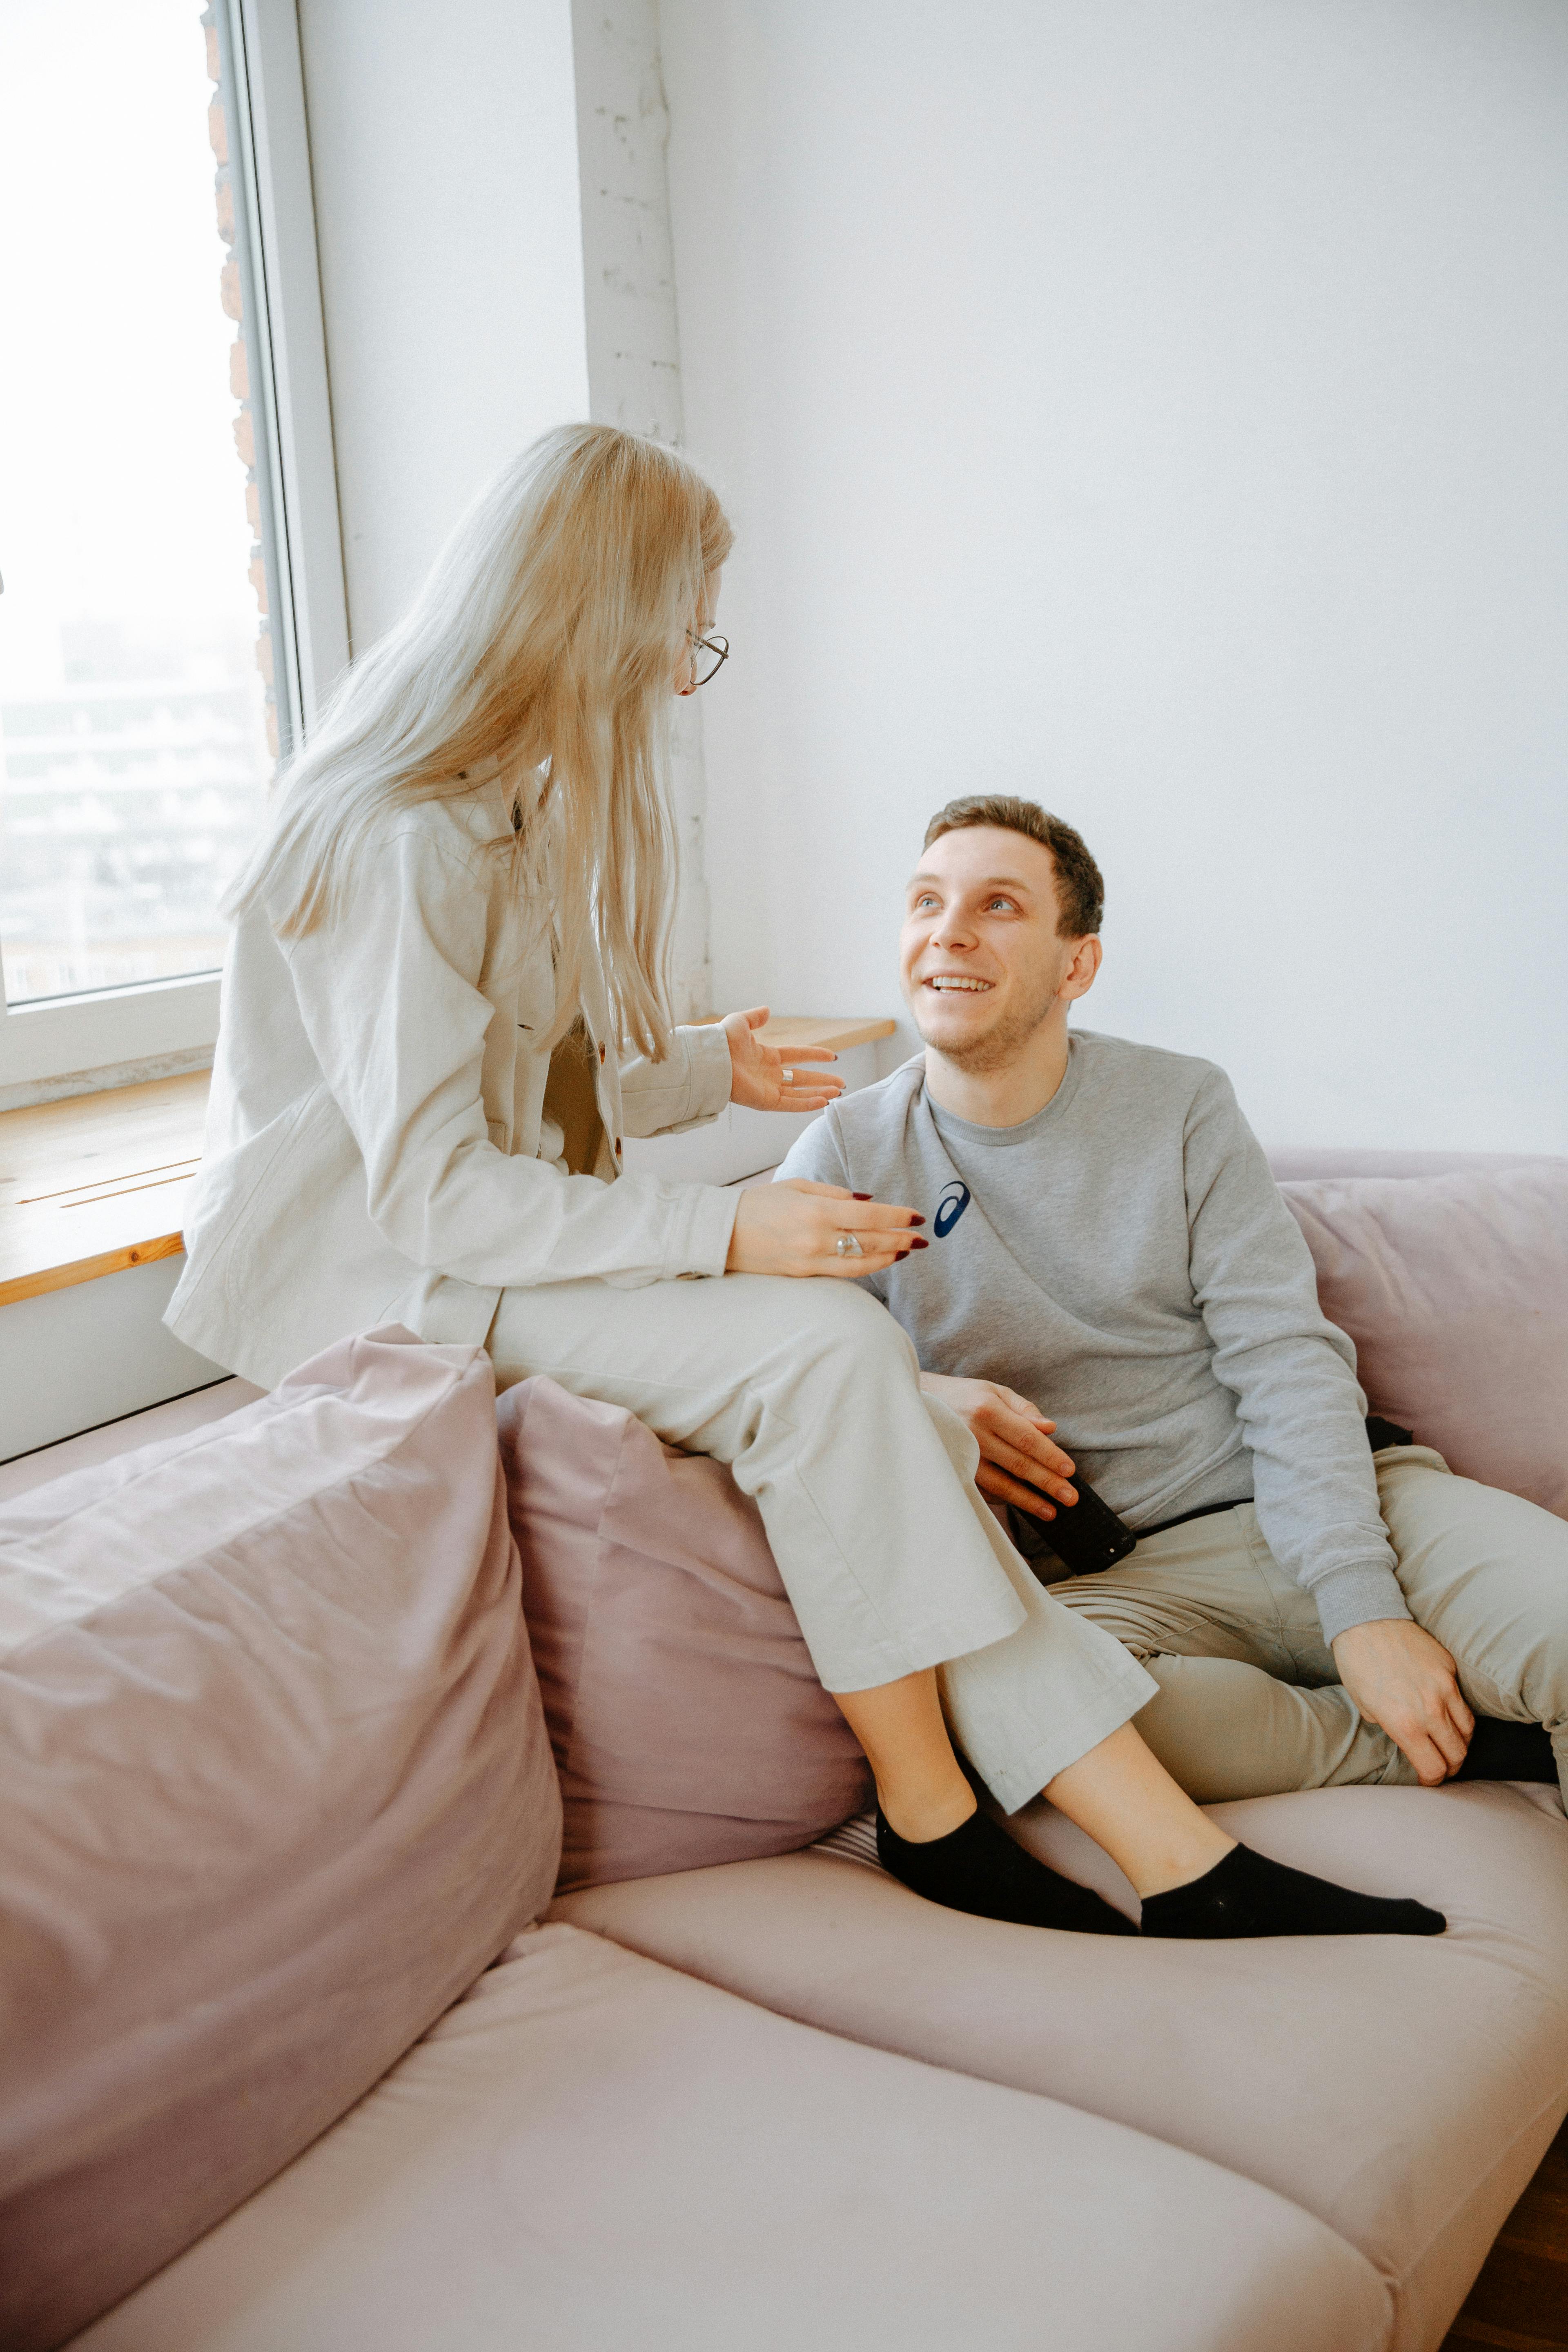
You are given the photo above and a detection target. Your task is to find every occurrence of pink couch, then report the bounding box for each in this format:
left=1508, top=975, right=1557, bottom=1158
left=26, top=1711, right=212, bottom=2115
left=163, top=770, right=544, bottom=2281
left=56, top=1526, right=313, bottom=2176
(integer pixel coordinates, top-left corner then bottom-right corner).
left=4, top=1150, right=1563, bottom=2352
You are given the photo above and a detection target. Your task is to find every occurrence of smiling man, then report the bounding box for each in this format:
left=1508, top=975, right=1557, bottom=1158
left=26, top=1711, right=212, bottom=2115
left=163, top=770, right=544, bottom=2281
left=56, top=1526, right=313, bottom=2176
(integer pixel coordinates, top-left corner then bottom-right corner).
left=777, top=793, right=1568, bottom=1806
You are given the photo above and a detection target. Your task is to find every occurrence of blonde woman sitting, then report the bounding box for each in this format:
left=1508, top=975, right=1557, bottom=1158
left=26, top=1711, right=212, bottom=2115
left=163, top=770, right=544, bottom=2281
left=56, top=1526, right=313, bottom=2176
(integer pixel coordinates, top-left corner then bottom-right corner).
left=168, top=424, right=1441, bottom=1942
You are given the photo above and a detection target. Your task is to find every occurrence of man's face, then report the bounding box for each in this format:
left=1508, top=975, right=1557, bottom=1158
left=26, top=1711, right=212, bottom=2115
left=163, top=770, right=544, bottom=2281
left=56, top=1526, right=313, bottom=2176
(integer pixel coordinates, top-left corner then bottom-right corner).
left=900, top=826, right=1082, bottom=1072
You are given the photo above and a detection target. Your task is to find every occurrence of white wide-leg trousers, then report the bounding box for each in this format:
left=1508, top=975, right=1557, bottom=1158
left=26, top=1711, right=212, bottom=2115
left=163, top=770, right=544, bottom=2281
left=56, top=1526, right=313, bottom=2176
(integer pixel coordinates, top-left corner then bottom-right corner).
left=488, top=1271, right=1154, bottom=1814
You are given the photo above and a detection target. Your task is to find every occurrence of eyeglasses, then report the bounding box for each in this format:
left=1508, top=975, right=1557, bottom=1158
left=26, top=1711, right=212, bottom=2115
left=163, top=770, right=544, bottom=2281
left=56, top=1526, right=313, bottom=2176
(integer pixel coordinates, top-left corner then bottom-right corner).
left=686, top=631, right=730, bottom=688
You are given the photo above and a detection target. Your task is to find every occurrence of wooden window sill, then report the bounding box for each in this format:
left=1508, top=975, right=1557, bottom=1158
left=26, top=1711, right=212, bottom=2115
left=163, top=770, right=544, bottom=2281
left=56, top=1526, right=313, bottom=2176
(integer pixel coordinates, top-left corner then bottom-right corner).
left=0, top=1017, right=894, bottom=1309
left=703, top=1014, right=897, bottom=1055
left=0, top=1073, right=210, bottom=1307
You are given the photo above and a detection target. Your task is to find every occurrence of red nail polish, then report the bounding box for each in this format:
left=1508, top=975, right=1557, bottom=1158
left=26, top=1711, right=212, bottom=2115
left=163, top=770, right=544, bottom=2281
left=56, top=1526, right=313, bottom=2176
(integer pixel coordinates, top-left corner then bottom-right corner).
left=909, top=1236, right=929, bottom=1249
left=909, top=1214, right=926, bottom=1226
left=852, top=1193, right=872, bottom=1201
left=896, top=1249, right=911, bottom=1261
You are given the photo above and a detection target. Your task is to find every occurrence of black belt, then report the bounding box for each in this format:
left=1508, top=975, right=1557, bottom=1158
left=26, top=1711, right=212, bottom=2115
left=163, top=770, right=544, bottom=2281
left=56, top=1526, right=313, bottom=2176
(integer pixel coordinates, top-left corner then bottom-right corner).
left=1135, top=1498, right=1250, bottom=1543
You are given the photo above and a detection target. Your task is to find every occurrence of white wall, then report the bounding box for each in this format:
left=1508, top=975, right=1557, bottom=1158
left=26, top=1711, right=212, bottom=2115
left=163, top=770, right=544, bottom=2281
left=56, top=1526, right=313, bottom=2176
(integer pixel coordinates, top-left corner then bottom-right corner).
left=660, top=0, right=1568, bottom=1151
left=0, top=1260, right=225, bottom=1463
left=297, top=0, right=717, bottom=1013
left=298, top=0, right=590, bottom=650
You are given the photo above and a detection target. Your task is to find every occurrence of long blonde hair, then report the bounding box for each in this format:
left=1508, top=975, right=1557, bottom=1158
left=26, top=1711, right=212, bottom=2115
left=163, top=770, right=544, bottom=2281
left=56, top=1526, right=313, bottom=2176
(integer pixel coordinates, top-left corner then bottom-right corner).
left=228, top=423, right=733, bottom=1060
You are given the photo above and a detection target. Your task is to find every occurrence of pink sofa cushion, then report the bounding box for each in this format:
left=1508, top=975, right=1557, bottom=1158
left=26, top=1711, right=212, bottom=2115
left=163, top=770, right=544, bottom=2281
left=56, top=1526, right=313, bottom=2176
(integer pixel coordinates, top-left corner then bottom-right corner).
left=557, top=1780, right=1568, bottom=2352
left=1279, top=1162, right=1568, bottom=1519
left=0, top=1326, right=561, bottom=2352
left=71, top=1924, right=1391, bottom=2352
left=497, top=1375, right=873, bottom=1893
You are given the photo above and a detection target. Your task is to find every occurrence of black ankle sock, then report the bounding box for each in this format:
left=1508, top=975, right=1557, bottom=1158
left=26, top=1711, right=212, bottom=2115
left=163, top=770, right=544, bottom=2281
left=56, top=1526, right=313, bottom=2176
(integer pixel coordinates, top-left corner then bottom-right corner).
left=1454, top=1715, right=1559, bottom=1784
left=875, top=1805, right=1137, bottom=1937
left=1140, top=1842, right=1445, bottom=1941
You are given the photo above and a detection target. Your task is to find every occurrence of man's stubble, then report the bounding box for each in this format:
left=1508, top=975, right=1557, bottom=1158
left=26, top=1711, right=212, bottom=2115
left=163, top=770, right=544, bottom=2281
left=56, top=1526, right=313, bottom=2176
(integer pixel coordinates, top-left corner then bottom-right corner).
left=919, top=970, right=1064, bottom=1076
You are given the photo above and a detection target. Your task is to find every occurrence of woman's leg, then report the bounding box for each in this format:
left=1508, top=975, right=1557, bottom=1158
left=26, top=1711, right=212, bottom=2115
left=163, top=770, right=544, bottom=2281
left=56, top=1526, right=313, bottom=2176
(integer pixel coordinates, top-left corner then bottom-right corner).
left=1046, top=1723, right=1444, bottom=1938
left=489, top=1275, right=1443, bottom=1938
left=1045, top=1722, right=1234, bottom=1895
left=490, top=1271, right=1154, bottom=1811
left=834, top=1670, right=975, bottom=1842
left=917, top=1387, right=1160, bottom=1813
left=837, top=1665, right=1138, bottom=1937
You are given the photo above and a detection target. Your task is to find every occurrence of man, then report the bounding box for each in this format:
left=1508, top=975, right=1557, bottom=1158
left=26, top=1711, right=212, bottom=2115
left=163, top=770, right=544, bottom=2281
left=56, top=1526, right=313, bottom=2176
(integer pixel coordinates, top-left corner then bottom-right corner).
left=777, top=794, right=1568, bottom=1805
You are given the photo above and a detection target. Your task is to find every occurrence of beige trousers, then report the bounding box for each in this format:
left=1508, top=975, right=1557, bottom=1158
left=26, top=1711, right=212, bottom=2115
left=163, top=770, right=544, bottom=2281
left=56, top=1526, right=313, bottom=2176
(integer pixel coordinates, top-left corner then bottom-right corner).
left=1049, top=1446, right=1568, bottom=1805
left=488, top=1272, right=1155, bottom=1814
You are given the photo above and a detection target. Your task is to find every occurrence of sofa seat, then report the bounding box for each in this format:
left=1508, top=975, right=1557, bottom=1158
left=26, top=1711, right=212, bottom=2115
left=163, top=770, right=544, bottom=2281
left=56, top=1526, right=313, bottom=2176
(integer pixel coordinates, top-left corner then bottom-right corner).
left=554, top=1782, right=1568, bottom=2352
left=68, top=1921, right=1390, bottom=2352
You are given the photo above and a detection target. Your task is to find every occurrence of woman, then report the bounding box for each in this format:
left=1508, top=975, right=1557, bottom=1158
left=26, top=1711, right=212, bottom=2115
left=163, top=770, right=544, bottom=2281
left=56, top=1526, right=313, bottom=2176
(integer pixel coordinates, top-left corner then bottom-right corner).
left=169, top=423, right=1441, bottom=1942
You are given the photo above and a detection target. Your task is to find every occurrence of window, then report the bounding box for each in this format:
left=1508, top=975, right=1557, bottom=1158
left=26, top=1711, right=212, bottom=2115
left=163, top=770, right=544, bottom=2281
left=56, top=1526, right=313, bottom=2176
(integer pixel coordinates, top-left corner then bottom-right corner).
left=0, top=0, right=344, bottom=1093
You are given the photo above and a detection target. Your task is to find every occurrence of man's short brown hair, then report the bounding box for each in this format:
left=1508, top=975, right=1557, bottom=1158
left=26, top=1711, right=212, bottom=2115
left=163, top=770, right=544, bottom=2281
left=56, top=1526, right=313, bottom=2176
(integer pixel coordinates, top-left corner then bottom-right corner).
left=923, top=795, right=1104, bottom=938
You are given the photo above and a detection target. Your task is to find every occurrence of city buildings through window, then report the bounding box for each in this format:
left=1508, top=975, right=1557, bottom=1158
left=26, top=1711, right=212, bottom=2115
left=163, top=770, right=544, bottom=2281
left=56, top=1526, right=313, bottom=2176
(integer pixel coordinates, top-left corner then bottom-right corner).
left=0, top=2, right=282, bottom=1011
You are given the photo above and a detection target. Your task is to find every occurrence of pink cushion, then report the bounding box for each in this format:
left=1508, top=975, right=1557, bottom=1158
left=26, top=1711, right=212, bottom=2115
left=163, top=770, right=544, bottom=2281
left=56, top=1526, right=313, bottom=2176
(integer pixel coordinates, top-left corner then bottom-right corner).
left=0, top=1326, right=561, bottom=2352
left=1279, top=1162, right=1568, bottom=1519
left=497, top=1376, right=872, bottom=1894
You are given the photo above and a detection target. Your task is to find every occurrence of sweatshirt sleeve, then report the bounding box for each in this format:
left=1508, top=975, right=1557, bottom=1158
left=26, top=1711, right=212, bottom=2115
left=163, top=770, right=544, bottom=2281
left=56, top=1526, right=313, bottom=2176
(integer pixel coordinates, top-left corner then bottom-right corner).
left=1184, top=1069, right=1409, bottom=1646
left=280, top=827, right=738, bottom=1289
left=774, top=1110, right=852, bottom=1188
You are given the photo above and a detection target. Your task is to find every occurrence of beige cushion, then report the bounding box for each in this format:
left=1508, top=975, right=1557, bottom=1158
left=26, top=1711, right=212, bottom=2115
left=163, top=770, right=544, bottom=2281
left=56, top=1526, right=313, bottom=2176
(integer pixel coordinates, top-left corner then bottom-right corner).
left=69, top=1923, right=1389, bottom=2352
left=557, top=1782, right=1568, bottom=2352
left=0, top=1327, right=562, bottom=2352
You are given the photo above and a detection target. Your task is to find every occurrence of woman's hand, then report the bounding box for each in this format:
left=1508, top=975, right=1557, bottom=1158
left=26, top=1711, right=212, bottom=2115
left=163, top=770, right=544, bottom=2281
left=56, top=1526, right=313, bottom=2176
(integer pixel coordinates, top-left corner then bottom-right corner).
left=722, top=1005, right=846, bottom=1113
left=726, top=1180, right=927, bottom=1277
left=919, top=1373, right=1079, bottom=1517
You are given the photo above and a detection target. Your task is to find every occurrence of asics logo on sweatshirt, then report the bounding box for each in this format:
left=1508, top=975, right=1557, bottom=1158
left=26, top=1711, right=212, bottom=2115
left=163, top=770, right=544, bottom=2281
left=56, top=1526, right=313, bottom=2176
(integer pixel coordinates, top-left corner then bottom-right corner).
left=934, top=1181, right=971, bottom=1238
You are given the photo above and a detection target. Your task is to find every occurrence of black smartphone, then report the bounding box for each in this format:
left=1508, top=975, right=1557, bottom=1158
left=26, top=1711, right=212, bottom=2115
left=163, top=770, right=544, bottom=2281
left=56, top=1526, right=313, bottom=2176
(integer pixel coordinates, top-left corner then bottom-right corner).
left=1005, top=1474, right=1138, bottom=1581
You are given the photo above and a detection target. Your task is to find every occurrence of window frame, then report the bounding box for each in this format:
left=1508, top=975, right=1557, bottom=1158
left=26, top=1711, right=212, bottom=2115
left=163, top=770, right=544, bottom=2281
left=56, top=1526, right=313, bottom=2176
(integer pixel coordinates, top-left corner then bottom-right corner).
left=0, top=0, right=347, bottom=1097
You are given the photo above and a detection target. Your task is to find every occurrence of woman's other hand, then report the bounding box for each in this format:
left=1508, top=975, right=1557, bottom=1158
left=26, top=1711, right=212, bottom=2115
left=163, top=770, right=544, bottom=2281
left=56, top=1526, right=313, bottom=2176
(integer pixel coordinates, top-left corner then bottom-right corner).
left=919, top=1373, right=1079, bottom=1517
left=722, top=1006, right=846, bottom=1113
left=726, top=1180, right=927, bottom=1277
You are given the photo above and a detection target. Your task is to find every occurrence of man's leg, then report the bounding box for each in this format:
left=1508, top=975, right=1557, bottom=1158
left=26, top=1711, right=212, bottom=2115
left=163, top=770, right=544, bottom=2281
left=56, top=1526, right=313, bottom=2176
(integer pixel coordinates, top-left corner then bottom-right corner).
left=1050, top=1503, right=1412, bottom=1802
left=1376, top=1446, right=1568, bottom=1807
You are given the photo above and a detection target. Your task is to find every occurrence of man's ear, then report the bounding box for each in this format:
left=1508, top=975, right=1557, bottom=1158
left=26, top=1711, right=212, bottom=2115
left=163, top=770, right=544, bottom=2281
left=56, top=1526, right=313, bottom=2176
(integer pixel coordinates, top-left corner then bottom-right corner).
left=1060, top=935, right=1102, bottom=1003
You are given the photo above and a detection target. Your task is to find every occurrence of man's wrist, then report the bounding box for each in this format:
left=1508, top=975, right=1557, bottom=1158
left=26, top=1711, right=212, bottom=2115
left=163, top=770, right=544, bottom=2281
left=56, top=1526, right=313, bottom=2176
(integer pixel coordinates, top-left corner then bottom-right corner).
left=1315, top=1563, right=1412, bottom=1651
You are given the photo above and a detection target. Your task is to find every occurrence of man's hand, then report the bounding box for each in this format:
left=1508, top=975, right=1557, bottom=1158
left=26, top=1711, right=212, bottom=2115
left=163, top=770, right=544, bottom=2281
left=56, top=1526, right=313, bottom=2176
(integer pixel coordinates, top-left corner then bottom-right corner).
left=920, top=1373, right=1078, bottom=1515
left=1331, top=1619, right=1474, bottom=1785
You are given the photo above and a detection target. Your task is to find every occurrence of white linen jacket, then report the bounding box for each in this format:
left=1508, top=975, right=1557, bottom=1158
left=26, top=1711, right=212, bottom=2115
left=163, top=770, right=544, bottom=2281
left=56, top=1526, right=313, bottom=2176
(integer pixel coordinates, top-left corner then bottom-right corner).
left=164, top=775, right=739, bottom=1390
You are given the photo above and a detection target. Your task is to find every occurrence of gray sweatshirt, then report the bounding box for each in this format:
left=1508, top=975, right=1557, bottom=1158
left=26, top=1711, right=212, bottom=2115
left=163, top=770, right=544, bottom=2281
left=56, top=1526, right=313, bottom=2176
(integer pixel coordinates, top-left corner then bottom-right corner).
left=776, top=1031, right=1408, bottom=1647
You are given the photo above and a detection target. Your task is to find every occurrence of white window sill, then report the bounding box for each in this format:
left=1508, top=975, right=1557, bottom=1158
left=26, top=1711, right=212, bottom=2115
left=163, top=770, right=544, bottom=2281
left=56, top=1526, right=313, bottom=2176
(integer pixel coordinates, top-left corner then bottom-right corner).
left=0, top=973, right=220, bottom=1107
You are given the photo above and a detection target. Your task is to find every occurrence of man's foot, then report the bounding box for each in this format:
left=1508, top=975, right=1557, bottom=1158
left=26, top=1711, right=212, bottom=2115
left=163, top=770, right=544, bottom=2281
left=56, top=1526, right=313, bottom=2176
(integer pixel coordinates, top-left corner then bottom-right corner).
left=876, top=1805, right=1137, bottom=1936
left=1454, top=1716, right=1559, bottom=1784
left=1139, top=1842, right=1446, bottom=1939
